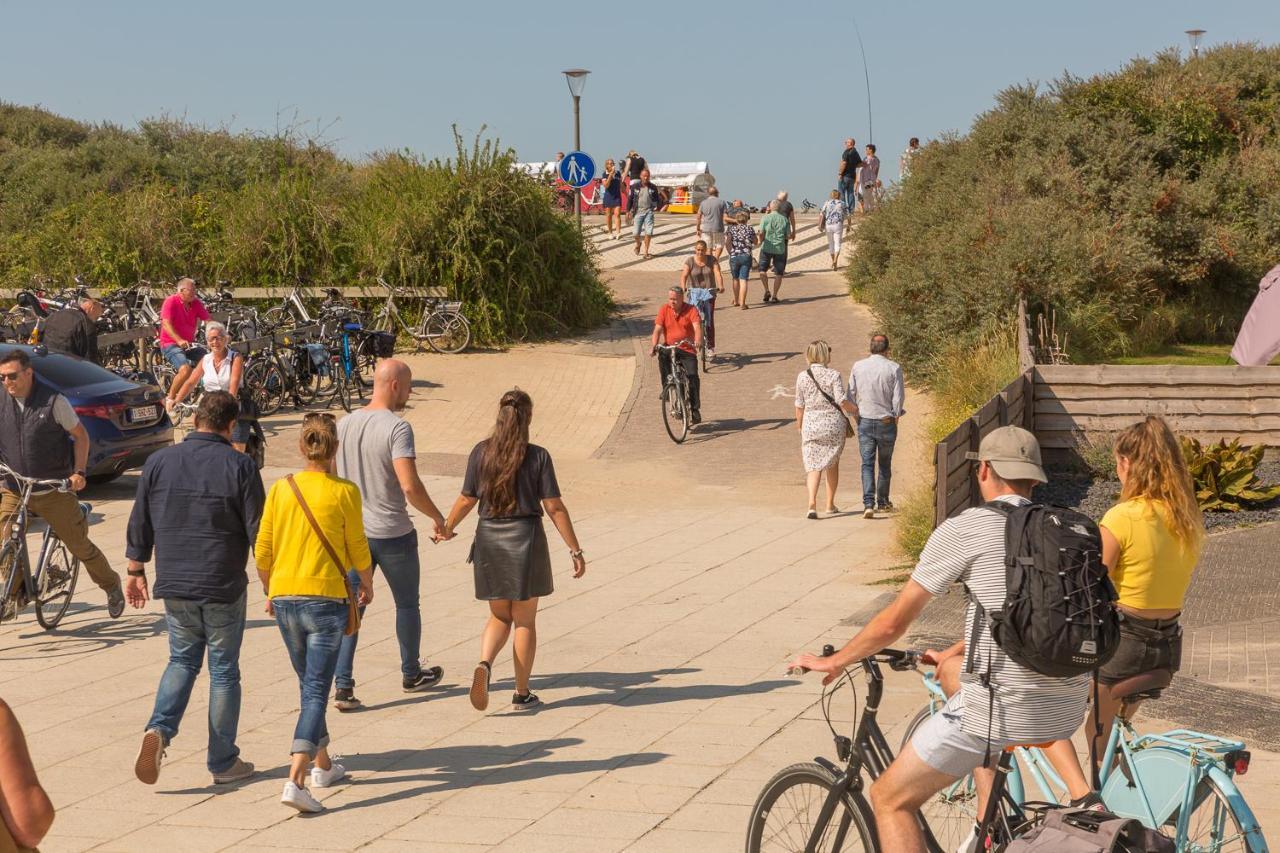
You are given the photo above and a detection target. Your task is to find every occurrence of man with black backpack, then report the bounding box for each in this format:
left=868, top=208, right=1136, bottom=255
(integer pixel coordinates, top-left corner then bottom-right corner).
left=791, top=426, right=1119, bottom=853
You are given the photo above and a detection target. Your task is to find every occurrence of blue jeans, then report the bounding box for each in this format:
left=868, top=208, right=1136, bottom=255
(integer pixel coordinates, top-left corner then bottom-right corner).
left=633, top=210, right=655, bottom=236
left=273, top=598, right=348, bottom=757
left=839, top=175, right=858, bottom=213
left=729, top=253, right=753, bottom=281
left=161, top=343, right=204, bottom=370
left=145, top=594, right=246, bottom=773
left=857, top=419, right=898, bottom=509
left=334, top=530, right=422, bottom=690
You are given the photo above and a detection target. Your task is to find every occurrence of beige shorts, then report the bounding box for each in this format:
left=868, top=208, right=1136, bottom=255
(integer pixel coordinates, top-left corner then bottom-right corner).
left=701, top=232, right=725, bottom=250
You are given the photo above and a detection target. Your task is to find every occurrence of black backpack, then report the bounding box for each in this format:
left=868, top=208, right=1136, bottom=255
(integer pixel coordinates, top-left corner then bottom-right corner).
left=968, top=502, right=1121, bottom=678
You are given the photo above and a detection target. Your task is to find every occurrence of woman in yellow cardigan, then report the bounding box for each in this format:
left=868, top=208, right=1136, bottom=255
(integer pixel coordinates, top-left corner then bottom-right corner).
left=255, top=413, right=374, bottom=814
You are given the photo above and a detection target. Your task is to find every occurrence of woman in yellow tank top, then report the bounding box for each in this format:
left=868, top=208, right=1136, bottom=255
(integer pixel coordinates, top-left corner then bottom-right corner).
left=1048, top=415, right=1204, bottom=802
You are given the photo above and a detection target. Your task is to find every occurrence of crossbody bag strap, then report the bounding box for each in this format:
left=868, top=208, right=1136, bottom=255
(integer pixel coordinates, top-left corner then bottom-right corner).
left=284, top=474, right=347, bottom=582
left=806, top=367, right=846, bottom=416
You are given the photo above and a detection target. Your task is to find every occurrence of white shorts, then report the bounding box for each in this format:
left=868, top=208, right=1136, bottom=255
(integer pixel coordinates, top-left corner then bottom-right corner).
left=702, top=232, right=725, bottom=250
left=826, top=226, right=842, bottom=255
left=908, top=694, right=1035, bottom=778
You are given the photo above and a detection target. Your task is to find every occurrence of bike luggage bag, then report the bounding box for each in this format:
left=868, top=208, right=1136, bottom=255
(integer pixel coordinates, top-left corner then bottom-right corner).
left=1004, top=808, right=1174, bottom=852
left=369, top=331, right=396, bottom=358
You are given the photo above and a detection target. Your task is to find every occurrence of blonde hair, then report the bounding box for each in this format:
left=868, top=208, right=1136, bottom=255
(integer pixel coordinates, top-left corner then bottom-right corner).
left=806, top=340, right=832, bottom=366
left=300, top=414, right=338, bottom=462
left=1113, top=416, right=1203, bottom=548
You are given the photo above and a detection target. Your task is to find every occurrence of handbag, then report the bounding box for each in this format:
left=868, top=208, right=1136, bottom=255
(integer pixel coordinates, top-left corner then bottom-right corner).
left=283, top=474, right=360, bottom=637
left=807, top=367, right=854, bottom=438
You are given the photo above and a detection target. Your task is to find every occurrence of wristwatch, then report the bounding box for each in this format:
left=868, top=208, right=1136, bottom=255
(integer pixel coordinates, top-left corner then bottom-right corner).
left=570, top=549, right=585, bottom=559
left=127, top=568, right=146, bottom=577
left=74, top=470, right=86, bottom=477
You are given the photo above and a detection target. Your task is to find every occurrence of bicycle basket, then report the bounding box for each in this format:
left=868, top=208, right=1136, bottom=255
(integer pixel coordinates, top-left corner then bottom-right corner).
left=442, top=301, right=463, bottom=313
left=369, top=331, right=396, bottom=358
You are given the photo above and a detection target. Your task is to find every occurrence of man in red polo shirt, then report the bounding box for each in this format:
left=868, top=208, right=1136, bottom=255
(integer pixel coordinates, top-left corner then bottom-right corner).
left=159, top=278, right=211, bottom=414
left=650, top=286, right=704, bottom=424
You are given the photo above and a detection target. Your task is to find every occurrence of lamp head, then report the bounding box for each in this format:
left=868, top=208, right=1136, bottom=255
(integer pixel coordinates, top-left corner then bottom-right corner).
left=562, top=68, right=590, bottom=97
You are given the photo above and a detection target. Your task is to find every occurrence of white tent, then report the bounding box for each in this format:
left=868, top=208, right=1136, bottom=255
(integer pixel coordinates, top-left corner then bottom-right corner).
left=644, top=162, right=712, bottom=188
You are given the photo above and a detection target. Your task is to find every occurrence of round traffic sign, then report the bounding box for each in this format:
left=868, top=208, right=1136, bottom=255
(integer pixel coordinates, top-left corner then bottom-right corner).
left=559, top=151, right=596, bottom=188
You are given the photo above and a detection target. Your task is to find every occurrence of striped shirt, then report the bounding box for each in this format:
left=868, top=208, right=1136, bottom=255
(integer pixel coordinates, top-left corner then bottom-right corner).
left=912, top=495, right=1090, bottom=740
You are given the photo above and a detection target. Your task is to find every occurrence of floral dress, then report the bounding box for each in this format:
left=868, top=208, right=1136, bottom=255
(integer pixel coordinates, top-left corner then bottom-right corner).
left=795, top=364, right=849, bottom=472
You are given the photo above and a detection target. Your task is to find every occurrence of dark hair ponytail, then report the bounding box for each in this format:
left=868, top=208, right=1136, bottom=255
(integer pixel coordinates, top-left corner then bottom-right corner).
left=479, top=389, right=533, bottom=516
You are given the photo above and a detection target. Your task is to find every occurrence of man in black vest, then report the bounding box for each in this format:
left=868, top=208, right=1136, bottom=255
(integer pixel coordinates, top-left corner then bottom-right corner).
left=0, top=349, right=124, bottom=618
left=42, top=295, right=105, bottom=364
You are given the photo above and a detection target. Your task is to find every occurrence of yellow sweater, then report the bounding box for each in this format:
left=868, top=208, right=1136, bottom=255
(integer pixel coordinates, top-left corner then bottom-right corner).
left=255, top=472, right=372, bottom=600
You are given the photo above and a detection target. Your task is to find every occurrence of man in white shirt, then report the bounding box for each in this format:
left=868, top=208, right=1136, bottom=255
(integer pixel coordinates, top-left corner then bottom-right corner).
left=847, top=334, right=905, bottom=518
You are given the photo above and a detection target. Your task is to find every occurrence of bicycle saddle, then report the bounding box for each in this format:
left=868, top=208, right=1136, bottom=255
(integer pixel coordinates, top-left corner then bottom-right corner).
left=1108, top=668, right=1172, bottom=702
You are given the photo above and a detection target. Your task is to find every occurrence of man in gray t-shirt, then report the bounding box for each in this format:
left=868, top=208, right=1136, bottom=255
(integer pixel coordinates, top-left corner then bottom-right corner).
left=333, top=359, right=448, bottom=710
left=696, top=187, right=728, bottom=258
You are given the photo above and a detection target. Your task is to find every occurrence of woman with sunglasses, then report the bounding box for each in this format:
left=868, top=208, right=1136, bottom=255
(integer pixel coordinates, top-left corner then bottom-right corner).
left=600, top=159, right=624, bottom=240
left=255, top=413, right=374, bottom=813
left=171, top=321, right=253, bottom=452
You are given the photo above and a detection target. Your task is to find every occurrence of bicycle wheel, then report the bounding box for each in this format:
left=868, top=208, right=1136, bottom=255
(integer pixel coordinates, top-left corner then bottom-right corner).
left=261, top=306, right=295, bottom=333
left=1171, top=776, right=1262, bottom=852
left=35, top=541, right=79, bottom=630
left=423, top=311, right=471, bottom=354
left=661, top=378, right=689, bottom=443
left=332, top=361, right=353, bottom=413
left=245, top=360, right=286, bottom=416
left=0, top=544, right=21, bottom=624
left=746, top=762, right=875, bottom=852
left=152, top=363, right=176, bottom=395
left=900, top=704, right=978, bottom=850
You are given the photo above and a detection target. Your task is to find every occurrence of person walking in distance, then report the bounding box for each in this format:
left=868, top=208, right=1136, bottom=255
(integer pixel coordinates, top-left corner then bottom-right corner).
left=436, top=390, right=585, bottom=712
left=159, top=277, right=211, bottom=415
left=332, top=359, right=448, bottom=711
left=795, top=341, right=856, bottom=519
left=630, top=169, right=666, bottom=260
left=623, top=149, right=647, bottom=224
left=0, top=349, right=125, bottom=620
left=256, top=413, right=374, bottom=813
left=899, top=137, right=920, bottom=179
left=846, top=334, right=905, bottom=518
left=838, top=138, right=862, bottom=217
left=42, top=294, right=105, bottom=364
left=128, top=391, right=265, bottom=787
left=695, top=186, right=728, bottom=259
left=756, top=200, right=792, bottom=303
left=600, top=159, right=624, bottom=240
left=651, top=286, right=705, bottom=424
left=774, top=191, right=798, bottom=244
left=817, top=189, right=848, bottom=270
left=725, top=210, right=757, bottom=309
left=859, top=143, right=882, bottom=212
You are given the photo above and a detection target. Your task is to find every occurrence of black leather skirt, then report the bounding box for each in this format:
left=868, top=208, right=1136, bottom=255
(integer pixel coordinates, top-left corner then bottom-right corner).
left=469, top=516, right=554, bottom=601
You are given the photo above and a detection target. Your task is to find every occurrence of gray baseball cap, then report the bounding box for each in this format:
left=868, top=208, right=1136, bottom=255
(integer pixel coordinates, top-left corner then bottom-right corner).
left=966, top=425, right=1047, bottom=484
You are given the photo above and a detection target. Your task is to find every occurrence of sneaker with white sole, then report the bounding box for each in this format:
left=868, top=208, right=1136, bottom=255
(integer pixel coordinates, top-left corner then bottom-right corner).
left=211, top=758, right=254, bottom=784
left=134, top=728, right=166, bottom=785
left=310, top=762, right=346, bottom=788
left=281, top=780, right=324, bottom=813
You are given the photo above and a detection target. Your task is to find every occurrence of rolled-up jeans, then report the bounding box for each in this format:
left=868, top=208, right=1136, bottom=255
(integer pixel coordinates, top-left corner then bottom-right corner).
left=335, top=530, right=422, bottom=690
left=273, top=597, right=347, bottom=757
left=145, top=594, right=246, bottom=773
left=857, top=418, right=898, bottom=509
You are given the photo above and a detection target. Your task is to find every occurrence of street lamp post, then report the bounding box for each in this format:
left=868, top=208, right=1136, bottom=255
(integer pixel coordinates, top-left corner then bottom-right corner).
left=563, top=68, right=590, bottom=230
left=1185, top=29, right=1206, bottom=59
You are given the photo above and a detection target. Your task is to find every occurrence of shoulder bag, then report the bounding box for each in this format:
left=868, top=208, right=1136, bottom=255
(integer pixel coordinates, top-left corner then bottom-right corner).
left=284, top=474, right=360, bottom=636
left=806, top=367, right=854, bottom=438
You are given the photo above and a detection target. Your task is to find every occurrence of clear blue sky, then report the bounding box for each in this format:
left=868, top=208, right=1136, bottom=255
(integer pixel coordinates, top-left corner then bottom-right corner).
left=3, top=0, right=1278, bottom=204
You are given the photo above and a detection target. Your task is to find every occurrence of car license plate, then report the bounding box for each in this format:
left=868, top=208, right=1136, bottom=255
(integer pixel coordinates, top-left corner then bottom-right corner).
left=128, top=404, right=159, bottom=423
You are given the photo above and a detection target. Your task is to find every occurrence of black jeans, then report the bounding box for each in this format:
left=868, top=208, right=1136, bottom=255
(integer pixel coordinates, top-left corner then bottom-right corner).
left=659, top=349, right=701, bottom=413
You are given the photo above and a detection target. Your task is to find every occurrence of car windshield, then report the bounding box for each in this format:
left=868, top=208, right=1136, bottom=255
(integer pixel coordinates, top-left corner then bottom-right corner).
left=0, top=346, right=125, bottom=390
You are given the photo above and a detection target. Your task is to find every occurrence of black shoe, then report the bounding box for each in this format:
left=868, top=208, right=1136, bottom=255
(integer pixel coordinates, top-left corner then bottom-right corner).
left=333, top=688, right=362, bottom=712
left=876, top=502, right=895, bottom=512
left=691, top=410, right=702, bottom=425
left=403, top=665, right=444, bottom=692
left=762, top=292, right=772, bottom=303
left=511, top=692, right=542, bottom=711
left=106, top=584, right=125, bottom=619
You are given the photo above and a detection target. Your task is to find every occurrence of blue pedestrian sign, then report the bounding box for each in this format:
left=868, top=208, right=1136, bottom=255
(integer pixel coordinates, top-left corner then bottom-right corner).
left=559, top=151, right=595, bottom=188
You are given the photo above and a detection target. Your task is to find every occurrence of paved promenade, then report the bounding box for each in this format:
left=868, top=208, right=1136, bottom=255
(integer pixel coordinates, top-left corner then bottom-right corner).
left=3, top=259, right=1275, bottom=851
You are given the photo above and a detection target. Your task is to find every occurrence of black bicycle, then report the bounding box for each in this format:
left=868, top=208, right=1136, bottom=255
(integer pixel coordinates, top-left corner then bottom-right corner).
left=655, top=342, right=695, bottom=444
left=0, top=464, right=83, bottom=630
left=746, top=647, right=1044, bottom=852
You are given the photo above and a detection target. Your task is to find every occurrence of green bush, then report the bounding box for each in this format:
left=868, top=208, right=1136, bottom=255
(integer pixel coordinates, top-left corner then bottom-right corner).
left=0, top=106, right=611, bottom=345
left=1181, top=437, right=1280, bottom=511
left=849, top=44, right=1280, bottom=383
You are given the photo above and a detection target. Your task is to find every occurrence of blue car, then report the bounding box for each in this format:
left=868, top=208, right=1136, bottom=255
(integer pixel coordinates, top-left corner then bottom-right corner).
left=0, top=345, right=174, bottom=482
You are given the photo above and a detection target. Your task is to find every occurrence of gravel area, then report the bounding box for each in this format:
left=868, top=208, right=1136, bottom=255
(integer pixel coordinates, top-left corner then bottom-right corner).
left=1035, top=459, right=1280, bottom=532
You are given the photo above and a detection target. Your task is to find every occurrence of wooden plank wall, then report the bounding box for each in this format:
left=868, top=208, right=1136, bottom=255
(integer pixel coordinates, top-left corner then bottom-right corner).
left=1034, top=365, right=1280, bottom=448
left=933, top=370, right=1034, bottom=526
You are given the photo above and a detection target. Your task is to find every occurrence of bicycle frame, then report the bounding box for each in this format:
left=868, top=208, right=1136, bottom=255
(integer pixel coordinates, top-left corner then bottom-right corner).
left=0, top=477, right=69, bottom=613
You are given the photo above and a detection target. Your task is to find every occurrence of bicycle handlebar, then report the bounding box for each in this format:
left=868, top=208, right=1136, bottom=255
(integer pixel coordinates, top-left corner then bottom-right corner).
left=0, top=463, right=70, bottom=492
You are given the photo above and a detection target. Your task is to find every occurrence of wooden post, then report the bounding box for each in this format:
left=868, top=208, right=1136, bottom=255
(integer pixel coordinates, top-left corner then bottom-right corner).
left=1023, top=371, right=1035, bottom=432
left=934, top=441, right=948, bottom=528
left=968, top=416, right=982, bottom=509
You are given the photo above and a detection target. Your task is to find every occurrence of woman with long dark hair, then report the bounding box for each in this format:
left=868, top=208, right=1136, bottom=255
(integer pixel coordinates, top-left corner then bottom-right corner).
left=437, top=390, right=586, bottom=711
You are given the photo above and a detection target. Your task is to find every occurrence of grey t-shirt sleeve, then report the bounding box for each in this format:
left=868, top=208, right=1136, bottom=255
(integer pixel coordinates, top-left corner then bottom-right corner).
left=910, top=517, right=971, bottom=595
left=390, top=419, right=416, bottom=460
left=52, top=394, right=80, bottom=432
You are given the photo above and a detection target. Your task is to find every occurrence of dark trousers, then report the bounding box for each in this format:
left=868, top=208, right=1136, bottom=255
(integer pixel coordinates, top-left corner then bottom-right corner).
left=659, top=349, right=701, bottom=413
left=857, top=419, right=898, bottom=508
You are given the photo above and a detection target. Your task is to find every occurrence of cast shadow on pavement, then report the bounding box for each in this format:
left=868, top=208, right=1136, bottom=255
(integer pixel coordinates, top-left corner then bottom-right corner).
left=713, top=351, right=801, bottom=370
left=514, top=667, right=795, bottom=712
left=681, top=418, right=795, bottom=445
left=0, top=607, right=168, bottom=659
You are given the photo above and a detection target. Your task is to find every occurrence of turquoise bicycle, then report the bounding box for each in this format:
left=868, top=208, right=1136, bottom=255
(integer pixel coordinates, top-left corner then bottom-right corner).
left=904, top=669, right=1269, bottom=851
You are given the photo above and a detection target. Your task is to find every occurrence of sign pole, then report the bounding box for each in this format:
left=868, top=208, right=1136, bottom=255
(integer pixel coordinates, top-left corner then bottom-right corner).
left=573, top=94, right=582, bottom=231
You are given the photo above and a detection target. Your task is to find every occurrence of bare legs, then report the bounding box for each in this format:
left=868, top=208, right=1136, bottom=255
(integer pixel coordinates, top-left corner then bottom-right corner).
left=480, top=598, right=540, bottom=695
left=804, top=463, right=841, bottom=513
left=288, top=746, right=332, bottom=788
left=1044, top=685, right=1130, bottom=801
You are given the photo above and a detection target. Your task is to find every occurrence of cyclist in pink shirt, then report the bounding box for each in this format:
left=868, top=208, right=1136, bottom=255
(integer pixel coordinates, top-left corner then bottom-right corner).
left=159, top=278, right=211, bottom=413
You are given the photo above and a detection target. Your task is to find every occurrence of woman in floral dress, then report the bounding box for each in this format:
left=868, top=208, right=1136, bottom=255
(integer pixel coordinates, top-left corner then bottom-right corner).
left=794, top=340, right=854, bottom=518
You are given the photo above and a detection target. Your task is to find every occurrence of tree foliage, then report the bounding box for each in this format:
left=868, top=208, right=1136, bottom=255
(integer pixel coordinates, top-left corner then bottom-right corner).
left=849, top=44, right=1280, bottom=380
left=0, top=105, right=611, bottom=345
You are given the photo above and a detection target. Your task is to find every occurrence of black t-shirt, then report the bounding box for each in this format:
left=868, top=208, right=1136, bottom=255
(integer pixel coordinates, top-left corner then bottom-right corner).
left=841, top=147, right=863, bottom=178
left=462, top=442, right=561, bottom=519
left=627, top=156, right=647, bottom=179
left=776, top=199, right=794, bottom=220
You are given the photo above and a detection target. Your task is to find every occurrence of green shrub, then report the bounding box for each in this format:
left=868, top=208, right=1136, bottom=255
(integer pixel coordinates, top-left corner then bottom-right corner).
left=1181, top=437, right=1280, bottom=511
left=849, top=44, right=1280, bottom=384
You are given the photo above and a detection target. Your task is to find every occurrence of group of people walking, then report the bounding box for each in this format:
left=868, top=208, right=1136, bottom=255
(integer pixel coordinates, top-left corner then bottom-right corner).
left=124, top=361, right=585, bottom=813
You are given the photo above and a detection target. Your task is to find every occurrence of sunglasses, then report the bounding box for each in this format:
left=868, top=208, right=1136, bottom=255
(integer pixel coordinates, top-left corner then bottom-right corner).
left=0, top=371, right=25, bottom=382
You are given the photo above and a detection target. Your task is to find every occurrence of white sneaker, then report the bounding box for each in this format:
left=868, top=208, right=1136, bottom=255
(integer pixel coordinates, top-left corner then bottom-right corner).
left=955, top=822, right=978, bottom=853
left=310, top=762, right=346, bottom=788
left=281, top=780, right=324, bottom=813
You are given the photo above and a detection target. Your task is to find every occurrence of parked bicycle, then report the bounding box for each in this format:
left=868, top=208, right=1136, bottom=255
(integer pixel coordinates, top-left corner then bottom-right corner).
left=370, top=276, right=471, bottom=354
left=655, top=342, right=694, bottom=444
left=0, top=464, right=84, bottom=630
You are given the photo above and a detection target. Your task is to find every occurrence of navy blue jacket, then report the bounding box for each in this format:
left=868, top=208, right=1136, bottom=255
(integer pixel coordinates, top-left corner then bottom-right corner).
left=126, top=430, right=265, bottom=603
